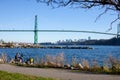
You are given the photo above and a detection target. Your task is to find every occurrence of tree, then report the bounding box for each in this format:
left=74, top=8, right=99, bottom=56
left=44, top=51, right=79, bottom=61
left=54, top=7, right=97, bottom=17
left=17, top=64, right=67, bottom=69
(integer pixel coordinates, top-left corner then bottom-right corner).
left=37, top=0, right=120, bottom=31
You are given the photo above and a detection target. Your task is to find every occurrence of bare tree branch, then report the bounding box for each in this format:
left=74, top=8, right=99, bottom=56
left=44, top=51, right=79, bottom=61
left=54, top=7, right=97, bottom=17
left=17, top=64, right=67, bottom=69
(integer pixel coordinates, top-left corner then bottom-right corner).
left=106, top=14, right=120, bottom=32
left=95, top=8, right=108, bottom=22
left=37, top=0, right=120, bottom=11
left=36, top=0, right=120, bottom=31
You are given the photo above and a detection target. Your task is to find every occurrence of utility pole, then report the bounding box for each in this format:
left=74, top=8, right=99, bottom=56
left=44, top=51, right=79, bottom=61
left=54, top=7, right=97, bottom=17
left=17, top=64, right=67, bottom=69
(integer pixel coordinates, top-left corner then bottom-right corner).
left=34, top=15, right=38, bottom=44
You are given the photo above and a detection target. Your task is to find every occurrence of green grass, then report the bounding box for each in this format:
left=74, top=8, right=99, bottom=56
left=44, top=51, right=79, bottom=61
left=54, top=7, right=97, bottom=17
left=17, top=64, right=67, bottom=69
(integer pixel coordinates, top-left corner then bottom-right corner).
left=0, top=70, right=55, bottom=80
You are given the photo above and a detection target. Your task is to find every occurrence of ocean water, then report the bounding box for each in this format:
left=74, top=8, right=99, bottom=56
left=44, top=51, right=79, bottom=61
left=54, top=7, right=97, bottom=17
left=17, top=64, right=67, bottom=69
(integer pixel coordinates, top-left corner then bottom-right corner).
left=0, top=45, right=120, bottom=65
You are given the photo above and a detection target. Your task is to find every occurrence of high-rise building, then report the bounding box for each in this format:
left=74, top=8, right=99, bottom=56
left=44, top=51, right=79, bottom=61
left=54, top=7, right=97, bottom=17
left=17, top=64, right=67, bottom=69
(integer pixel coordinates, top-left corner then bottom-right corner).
left=88, top=36, right=91, bottom=40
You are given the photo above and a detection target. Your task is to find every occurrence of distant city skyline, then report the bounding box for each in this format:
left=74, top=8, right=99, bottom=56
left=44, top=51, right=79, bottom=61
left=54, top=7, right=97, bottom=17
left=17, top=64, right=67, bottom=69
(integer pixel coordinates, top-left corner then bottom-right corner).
left=0, top=0, right=119, bottom=43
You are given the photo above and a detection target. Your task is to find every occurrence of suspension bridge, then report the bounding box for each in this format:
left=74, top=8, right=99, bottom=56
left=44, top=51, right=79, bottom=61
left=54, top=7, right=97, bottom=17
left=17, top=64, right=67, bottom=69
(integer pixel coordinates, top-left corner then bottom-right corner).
left=0, top=15, right=120, bottom=44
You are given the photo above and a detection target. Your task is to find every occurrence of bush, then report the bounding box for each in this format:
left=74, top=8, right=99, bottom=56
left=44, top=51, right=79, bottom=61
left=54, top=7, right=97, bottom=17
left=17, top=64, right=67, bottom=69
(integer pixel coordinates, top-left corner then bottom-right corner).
left=0, top=53, right=7, bottom=63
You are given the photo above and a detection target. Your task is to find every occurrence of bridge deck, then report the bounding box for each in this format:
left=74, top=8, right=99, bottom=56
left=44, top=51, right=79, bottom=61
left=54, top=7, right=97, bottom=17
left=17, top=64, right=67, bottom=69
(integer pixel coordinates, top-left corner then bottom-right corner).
left=0, top=30, right=118, bottom=35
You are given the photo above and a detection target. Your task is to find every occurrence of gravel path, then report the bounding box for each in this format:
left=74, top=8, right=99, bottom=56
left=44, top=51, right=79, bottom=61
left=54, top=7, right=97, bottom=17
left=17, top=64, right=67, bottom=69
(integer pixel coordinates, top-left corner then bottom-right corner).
left=0, top=64, right=120, bottom=80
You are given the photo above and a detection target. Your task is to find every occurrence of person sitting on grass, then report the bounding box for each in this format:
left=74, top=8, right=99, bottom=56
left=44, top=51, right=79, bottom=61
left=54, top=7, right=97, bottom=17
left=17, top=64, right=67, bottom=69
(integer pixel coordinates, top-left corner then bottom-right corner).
left=15, top=53, right=19, bottom=63
left=19, top=53, right=24, bottom=63
left=29, top=57, right=34, bottom=64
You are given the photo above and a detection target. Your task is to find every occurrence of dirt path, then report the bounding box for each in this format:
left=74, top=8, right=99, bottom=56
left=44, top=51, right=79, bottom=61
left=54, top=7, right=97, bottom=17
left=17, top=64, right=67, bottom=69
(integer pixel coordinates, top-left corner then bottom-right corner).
left=0, top=64, right=120, bottom=80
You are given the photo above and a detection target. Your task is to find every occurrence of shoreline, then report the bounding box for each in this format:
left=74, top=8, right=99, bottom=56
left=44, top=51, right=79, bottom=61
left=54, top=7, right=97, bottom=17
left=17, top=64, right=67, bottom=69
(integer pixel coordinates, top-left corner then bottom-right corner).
left=0, top=64, right=120, bottom=80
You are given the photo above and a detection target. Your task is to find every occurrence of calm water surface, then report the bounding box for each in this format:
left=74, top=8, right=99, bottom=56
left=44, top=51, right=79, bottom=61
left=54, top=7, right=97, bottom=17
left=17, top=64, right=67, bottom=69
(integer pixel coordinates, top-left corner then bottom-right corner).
left=0, top=45, right=120, bottom=65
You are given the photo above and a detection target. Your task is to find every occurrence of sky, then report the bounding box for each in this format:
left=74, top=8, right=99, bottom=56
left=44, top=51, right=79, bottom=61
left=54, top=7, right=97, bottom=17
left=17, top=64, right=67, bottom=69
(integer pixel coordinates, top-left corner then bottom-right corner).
left=0, top=0, right=119, bottom=43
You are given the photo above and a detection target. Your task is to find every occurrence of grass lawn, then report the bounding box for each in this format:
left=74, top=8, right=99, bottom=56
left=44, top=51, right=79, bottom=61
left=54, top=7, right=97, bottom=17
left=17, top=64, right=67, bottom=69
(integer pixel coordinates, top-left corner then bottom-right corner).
left=0, top=70, right=55, bottom=80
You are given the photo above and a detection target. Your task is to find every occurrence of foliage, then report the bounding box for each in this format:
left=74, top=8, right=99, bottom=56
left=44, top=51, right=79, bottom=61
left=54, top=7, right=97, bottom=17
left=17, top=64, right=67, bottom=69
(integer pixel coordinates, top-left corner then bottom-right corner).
left=57, top=37, right=120, bottom=45
left=11, top=52, right=120, bottom=74
left=107, top=55, right=120, bottom=74
left=81, top=59, right=90, bottom=70
left=0, top=53, right=7, bottom=63
left=42, top=52, right=65, bottom=67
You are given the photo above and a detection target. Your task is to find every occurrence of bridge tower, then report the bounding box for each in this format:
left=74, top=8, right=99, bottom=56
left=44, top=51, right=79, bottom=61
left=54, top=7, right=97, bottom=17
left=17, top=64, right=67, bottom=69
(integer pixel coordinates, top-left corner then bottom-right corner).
left=34, top=15, right=38, bottom=44
left=117, top=23, right=120, bottom=38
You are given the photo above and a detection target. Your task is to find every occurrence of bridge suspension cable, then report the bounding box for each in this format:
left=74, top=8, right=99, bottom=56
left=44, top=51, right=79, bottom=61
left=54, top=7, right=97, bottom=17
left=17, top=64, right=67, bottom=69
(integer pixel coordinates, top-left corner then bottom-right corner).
left=0, top=29, right=118, bottom=36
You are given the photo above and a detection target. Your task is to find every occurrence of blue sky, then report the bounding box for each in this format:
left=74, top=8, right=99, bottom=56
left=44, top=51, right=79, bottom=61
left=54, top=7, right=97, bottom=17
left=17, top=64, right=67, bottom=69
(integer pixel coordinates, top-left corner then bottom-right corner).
left=0, top=0, right=119, bottom=43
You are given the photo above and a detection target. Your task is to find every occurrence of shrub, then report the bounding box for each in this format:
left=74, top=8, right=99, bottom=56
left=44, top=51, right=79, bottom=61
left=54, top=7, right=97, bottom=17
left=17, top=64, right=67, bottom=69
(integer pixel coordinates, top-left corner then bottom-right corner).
left=72, top=56, right=77, bottom=67
left=39, top=52, right=65, bottom=68
left=108, top=55, right=120, bottom=70
left=0, top=53, right=7, bottom=63
left=81, top=59, right=90, bottom=70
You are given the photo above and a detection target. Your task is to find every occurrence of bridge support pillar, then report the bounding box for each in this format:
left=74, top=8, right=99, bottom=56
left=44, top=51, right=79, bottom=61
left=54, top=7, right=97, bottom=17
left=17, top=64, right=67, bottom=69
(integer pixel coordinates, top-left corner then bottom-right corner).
left=117, top=23, right=120, bottom=38
left=34, top=15, right=38, bottom=44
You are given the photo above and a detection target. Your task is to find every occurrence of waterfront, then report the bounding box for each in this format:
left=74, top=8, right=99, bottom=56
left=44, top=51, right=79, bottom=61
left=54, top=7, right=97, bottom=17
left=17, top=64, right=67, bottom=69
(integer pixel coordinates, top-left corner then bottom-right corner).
left=0, top=45, right=120, bottom=65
